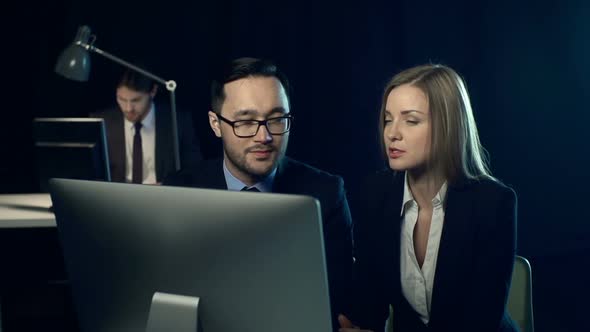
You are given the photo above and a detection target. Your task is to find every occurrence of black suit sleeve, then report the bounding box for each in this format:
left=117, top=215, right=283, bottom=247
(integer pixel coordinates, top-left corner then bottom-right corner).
left=162, top=167, right=194, bottom=187
left=461, top=186, right=518, bottom=331
left=322, top=176, right=354, bottom=331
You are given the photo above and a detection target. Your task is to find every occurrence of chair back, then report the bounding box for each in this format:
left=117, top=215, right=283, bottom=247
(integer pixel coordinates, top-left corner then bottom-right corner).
left=507, top=255, right=535, bottom=332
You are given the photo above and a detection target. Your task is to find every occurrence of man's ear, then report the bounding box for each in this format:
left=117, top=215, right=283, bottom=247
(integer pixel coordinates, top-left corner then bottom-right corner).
left=208, top=111, right=222, bottom=138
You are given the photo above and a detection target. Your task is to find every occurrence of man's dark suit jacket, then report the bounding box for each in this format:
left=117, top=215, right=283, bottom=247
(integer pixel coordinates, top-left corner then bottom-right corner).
left=351, top=170, right=519, bottom=332
left=90, top=105, right=202, bottom=183
left=164, top=157, right=354, bottom=331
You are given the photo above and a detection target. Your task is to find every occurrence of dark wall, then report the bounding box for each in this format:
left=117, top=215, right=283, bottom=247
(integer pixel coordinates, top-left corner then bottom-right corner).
left=3, top=0, right=589, bottom=331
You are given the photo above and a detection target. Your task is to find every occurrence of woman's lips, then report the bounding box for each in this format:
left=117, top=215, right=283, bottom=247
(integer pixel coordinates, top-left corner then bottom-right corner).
left=388, top=148, right=405, bottom=159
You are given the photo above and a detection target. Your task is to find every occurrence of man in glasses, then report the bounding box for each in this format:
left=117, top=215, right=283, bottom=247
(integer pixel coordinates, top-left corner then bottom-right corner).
left=164, top=57, right=353, bottom=330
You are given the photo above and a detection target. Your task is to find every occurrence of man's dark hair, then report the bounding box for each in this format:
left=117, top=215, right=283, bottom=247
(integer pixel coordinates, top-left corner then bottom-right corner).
left=117, top=69, right=156, bottom=93
left=210, top=57, right=291, bottom=114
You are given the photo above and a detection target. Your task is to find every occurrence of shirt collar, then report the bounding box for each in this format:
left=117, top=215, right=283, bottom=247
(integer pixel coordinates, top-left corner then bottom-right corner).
left=400, top=171, right=448, bottom=216
left=222, top=160, right=276, bottom=192
left=124, top=103, right=155, bottom=131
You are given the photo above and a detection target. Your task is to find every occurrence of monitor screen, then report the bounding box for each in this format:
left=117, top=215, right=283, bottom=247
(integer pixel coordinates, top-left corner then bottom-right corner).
left=49, top=179, right=333, bottom=332
left=33, top=118, right=111, bottom=192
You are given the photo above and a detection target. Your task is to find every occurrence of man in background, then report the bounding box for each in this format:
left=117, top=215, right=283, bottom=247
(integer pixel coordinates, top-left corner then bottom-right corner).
left=91, top=69, right=202, bottom=184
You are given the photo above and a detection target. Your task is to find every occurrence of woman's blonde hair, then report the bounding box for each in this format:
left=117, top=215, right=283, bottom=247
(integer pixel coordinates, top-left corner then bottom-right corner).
left=379, top=64, right=493, bottom=183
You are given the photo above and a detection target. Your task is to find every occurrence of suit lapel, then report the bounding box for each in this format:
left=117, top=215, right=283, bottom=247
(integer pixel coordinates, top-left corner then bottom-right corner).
left=428, top=180, right=475, bottom=327
left=199, top=159, right=229, bottom=190
left=382, top=173, right=405, bottom=301
left=271, top=157, right=294, bottom=194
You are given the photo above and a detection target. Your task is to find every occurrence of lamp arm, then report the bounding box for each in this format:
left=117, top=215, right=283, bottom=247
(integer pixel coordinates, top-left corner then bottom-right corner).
left=77, top=41, right=181, bottom=171
left=169, top=90, right=181, bottom=171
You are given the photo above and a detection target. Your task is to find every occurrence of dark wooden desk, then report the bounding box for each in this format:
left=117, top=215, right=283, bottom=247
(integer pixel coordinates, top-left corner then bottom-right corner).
left=0, top=194, right=77, bottom=331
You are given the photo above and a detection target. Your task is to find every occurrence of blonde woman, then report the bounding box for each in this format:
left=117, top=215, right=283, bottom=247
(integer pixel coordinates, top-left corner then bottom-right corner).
left=340, top=65, right=518, bottom=332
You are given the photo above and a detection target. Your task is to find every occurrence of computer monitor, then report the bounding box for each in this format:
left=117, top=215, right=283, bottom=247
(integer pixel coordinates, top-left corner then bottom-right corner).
left=49, top=179, right=333, bottom=332
left=33, top=118, right=111, bottom=192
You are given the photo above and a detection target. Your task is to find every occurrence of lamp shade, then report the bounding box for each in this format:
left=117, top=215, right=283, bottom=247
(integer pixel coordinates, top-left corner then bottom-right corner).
left=55, top=26, right=92, bottom=81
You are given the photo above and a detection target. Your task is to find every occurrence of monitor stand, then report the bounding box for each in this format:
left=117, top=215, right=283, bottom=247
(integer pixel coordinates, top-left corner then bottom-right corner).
left=146, top=292, right=200, bottom=332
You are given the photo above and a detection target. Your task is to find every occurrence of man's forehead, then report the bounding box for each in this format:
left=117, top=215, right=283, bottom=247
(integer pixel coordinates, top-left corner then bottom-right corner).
left=224, top=77, right=286, bottom=98
left=222, top=77, right=289, bottom=115
left=117, top=87, right=149, bottom=99
left=230, top=107, right=288, bottom=118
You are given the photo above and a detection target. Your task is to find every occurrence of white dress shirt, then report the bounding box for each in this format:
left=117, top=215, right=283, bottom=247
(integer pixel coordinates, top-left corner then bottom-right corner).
left=399, top=172, right=448, bottom=325
left=124, top=104, right=157, bottom=184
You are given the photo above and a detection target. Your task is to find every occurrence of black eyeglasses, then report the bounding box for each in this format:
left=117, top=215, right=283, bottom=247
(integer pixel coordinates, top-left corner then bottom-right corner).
left=216, top=114, right=293, bottom=138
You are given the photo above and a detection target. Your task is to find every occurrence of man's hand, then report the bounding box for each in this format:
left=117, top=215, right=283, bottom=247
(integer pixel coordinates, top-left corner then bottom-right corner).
left=338, top=314, right=373, bottom=332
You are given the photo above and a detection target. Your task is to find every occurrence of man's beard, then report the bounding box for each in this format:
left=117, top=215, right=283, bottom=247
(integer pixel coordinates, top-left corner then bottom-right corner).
left=223, top=143, right=285, bottom=181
